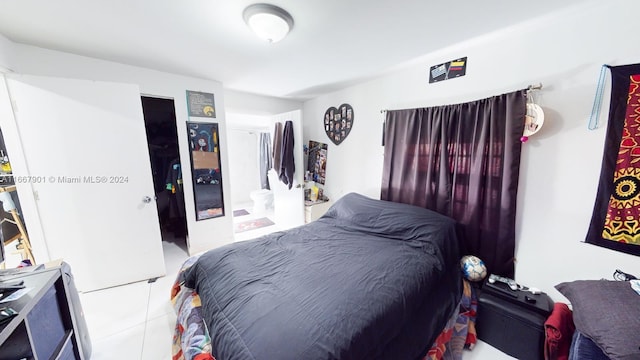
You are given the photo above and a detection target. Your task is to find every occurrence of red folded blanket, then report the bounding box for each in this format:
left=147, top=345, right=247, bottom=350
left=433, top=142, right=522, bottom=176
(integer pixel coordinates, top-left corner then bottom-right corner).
left=544, top=302, right=575, bottom=360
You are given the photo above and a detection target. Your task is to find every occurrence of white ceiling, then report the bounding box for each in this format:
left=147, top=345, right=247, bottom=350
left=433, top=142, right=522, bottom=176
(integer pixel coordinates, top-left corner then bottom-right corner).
left=0, top=0, right=589, bottom=100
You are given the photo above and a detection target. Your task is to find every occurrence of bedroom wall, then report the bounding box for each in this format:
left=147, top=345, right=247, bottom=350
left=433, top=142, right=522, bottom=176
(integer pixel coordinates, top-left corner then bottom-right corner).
left=0, top=34, right=13, bottom=72
left=302, top=0, right=640, bottom=301
left=225, top=89, right=302, bottom=116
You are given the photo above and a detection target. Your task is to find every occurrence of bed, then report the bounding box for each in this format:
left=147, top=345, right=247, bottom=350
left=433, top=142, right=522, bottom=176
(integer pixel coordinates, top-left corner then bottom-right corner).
left=172, top=192, right=470, bottom=360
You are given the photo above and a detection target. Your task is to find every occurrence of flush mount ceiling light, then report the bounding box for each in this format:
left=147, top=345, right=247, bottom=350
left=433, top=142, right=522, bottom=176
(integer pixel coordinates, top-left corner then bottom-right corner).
left=243, top=3, right=294, bottom=43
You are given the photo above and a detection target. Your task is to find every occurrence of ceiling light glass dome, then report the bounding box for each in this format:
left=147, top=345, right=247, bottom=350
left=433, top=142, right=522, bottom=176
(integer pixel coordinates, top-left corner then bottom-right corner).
left=243, top=3, right=294, bottom=43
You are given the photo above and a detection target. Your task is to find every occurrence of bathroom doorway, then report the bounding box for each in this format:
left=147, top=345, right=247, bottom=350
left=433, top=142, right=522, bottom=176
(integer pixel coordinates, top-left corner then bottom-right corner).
left=226, top=113, right=277, bottom=240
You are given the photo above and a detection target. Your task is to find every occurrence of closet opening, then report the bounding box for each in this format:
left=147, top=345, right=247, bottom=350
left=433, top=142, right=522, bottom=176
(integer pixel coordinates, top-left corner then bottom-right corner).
left=141, top=96, right=187, bottom=249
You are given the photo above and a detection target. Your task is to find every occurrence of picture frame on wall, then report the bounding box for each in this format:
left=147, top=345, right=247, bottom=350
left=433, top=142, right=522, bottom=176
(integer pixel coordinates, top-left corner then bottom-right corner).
left=186, top=90, right=216, bottom=118
left=324, top=103, right=354, bottom=145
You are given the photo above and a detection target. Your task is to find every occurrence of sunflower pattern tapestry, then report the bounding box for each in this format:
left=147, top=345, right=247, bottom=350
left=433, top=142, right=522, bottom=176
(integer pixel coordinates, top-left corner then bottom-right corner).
left=586, top=63, right=640, bottom=256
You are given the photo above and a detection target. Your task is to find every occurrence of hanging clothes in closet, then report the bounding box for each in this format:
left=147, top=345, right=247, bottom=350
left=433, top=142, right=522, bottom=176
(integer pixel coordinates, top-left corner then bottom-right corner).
left=163, top=158, right=186, bottom=236
left=165, top=158, right=185, bottom=219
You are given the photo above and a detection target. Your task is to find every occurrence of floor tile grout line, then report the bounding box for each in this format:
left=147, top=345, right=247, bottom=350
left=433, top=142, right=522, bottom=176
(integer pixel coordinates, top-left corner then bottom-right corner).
left=144, top=309, right=176, bottom=326
left=78, top=281, right=154, bottom=343
left=140, top=282, right=152, bottom=359
left=89, top=321, right=148, bottom=343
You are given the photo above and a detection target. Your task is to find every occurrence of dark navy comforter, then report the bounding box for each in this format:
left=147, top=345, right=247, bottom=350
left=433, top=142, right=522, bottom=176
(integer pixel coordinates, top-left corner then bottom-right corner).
left=184, top=193, right=462, bottom=360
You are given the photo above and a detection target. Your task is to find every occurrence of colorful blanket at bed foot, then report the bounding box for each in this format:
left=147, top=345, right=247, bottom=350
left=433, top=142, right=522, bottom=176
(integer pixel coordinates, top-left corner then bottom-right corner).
left=171, top=255, right=215, bottom=360
left=425, top=279, right=478, bottom=360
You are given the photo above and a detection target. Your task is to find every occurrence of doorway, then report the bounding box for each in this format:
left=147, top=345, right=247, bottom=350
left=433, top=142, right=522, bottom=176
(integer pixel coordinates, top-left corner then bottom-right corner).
left=141, top=96, right=187, bottom=249
left=227, top=126, right=277, bottom=241
left=225, top=110, right=304, bottom=239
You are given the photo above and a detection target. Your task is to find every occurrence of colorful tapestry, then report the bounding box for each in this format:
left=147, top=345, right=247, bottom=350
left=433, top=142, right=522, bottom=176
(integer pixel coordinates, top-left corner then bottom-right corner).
left=586, top=63, right=640, bottom=256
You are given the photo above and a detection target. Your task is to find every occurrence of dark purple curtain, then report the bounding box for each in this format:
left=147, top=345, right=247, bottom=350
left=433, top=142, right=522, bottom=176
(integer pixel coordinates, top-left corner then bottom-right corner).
left=381, top=90, right=526, bottom=278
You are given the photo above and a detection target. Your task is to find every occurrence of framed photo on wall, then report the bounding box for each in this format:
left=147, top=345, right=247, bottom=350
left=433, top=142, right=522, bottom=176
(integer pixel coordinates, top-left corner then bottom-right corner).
left=324, top=104, right=353, bottom=145
left=186, top=90, right=216, bottom=118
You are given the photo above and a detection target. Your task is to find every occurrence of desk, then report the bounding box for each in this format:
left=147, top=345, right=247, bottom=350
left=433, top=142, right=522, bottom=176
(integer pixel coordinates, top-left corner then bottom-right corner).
left=0, top=268, right=87, bottom=359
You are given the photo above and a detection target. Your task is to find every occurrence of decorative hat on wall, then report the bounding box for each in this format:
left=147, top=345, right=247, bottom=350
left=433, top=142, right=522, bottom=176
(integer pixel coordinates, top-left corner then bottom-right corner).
left=521, top=84, right=544, bottom=143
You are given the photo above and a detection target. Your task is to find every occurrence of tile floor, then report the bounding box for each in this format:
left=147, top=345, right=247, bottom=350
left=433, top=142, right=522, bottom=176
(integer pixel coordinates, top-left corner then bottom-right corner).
left=75, top=204, right=513, bottom=359
left=79, top=204, right=280, bottom=360
left=79, top=238, right=189, bottom=360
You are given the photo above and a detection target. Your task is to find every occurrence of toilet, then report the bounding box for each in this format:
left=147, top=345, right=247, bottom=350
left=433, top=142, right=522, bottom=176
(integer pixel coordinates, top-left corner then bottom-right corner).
left=250, top=189, right=273, bottom=215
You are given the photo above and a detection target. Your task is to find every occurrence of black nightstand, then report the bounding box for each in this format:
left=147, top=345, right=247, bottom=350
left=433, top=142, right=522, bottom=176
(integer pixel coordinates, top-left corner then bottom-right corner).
left=476, top=279, right=553, bottom=360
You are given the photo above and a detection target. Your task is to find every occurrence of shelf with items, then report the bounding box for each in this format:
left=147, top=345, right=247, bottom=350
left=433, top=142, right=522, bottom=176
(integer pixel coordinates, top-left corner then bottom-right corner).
left=0, top=267, right=87, bottom=359
left=0, top=149, right=12, bottom=186
left=303, top=180, right=327, bottom=202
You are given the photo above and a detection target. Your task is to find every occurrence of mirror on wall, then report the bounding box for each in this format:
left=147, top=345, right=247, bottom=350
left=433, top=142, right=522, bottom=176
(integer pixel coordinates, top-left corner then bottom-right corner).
left=187, top=121, right=225, bottom=220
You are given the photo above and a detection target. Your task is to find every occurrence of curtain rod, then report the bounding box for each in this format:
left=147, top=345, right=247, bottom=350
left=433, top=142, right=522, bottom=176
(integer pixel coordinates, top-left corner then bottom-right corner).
left=379, top=83, right=543, bottom=113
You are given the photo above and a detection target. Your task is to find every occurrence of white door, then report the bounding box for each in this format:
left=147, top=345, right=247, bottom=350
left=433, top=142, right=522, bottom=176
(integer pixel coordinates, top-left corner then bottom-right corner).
left=269, top=110, right=304, bottom=229
left=6, top=74, right=165, bottom=292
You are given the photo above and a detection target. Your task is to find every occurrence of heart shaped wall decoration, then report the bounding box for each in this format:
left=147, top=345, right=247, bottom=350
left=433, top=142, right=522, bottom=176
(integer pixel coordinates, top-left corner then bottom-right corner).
left=324, top=104, right=353, bottom=145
